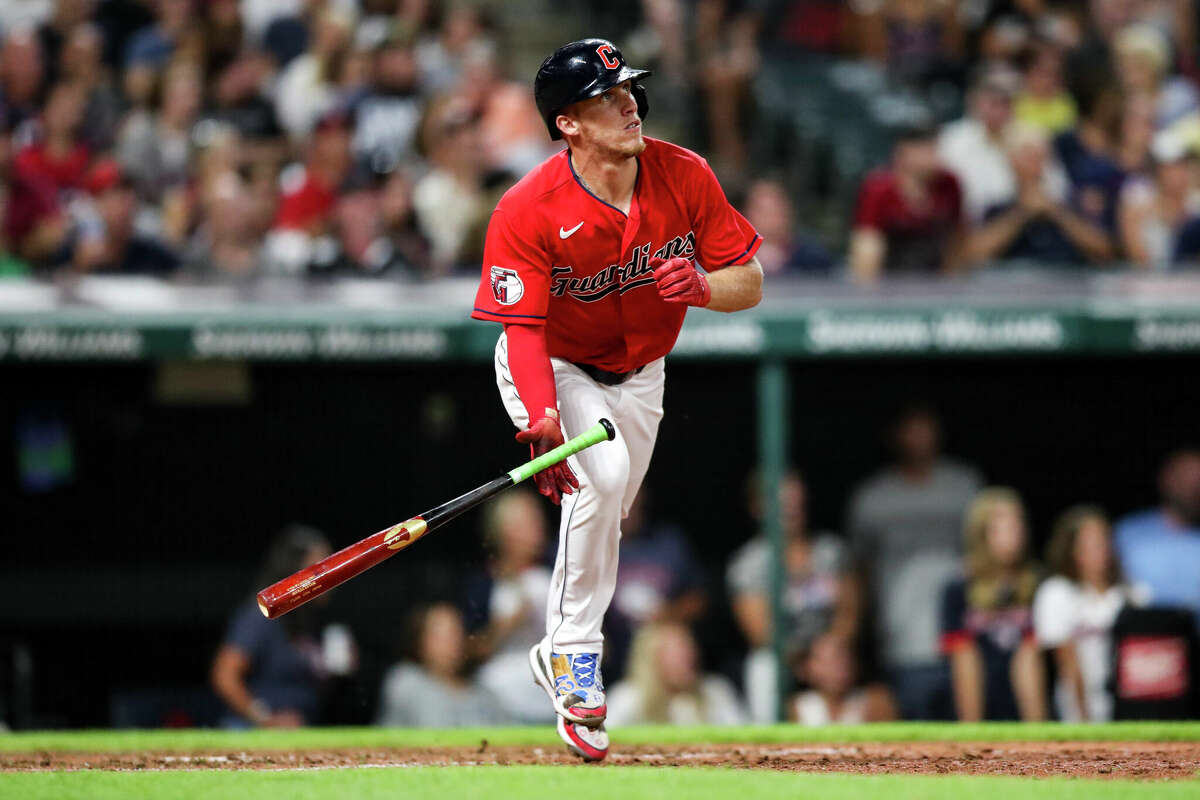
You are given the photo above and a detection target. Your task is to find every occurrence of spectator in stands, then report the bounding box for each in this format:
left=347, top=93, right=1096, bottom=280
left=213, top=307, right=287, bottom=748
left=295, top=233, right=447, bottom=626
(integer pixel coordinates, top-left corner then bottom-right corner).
left=694, top=0, right=762, bottom=183
left=967, top=123, right=1114, bottom=266
left=73, top=160, right=179, bottom=273
left=265, top=110, right=353, bottom=273
left=199, top=0, right=242, bottom=78
left=1065, top=0, right=1137, bottom=91
left=605, top=622, right=746, bottom=726
left=0, top=31, right=45, bottom=134
left=728, top=470, right=859, bottom=723
left=117, top=61, right=202, bottom=211
left=854, top=0, right=964, bottom=88
left=274, top=6, right=354, bottom=141
left=1116, top=90, right=1157, bottom=178
left=967, top=0, right=1044, bottom=63
left=938, top=62, right=1024, bottom=224
left=376, top=166, right=434, bottom=275
left=211, top=525, right=340, bottom=727
left=414, top=3, right=492, bottom=95
left=377, top=603, right=508, bottom=727
left=1034, top=505, right=1147, bottom=721
left=461, top=489, right=554, bottom=724
left=412, top=96, right=490, bottom=275
left=59, top=23, right=122, bottom=151
left=607, top=489, right=707, bottom=683
left=1115, top=449, right=1200, bottom=630
left=741, top=178, right=834, bottom=274
left=1119, top=128, right=1200, bottom=269
left=790, top=632, right=897, bottom=725
left=351, top=27, right=424, bottom=175
left=183, top=125, right=265, bottom=275
left=244, top=0, right=303, bottom=49
left=1054, top=79, right=1126, bottom=232
left=847, top=405, right=982, bottom=720
left=849, top=125, right=966, bottom=282
left=204, top=52, right=285, bottom=146
left=1113, top=23, right=1199, bottom=132
left=778, top=0, right=850, bottom=55
left=325, top=167, right=386, bottom=276
left=941, top=487, right=1046, bottom=721
left=5, top=82, right=91, bottom=266
left=456, top=39, right=555, bottom=178
left=1015, top=38, right=1078, bottom=135
left=35, top=0, right=93, bottom=88
left=123, top=0, right=199, bottom=108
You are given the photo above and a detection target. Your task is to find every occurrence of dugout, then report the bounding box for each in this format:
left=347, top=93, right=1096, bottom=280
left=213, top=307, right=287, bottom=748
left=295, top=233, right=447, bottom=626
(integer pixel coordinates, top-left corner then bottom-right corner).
left=2, top=271, right=1199, bottom=726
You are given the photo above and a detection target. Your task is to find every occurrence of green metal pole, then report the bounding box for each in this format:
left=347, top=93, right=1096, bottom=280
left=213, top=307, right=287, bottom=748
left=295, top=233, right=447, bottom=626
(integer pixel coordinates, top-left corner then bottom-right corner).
left=757, top=358, right=789, bottom=722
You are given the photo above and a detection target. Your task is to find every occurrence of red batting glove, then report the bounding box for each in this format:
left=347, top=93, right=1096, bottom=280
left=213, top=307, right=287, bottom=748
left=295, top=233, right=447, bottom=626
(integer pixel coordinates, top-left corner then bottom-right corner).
left=651, top=256, right=711, bottom=307
left=515, top=416, right=579, bottom=505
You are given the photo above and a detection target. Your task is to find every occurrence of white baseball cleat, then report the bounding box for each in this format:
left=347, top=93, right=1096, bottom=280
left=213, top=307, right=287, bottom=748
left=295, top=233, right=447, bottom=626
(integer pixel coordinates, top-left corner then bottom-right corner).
left=528, top=639, right=607, bottom=727
left=556, top=715, right=609, bottom=762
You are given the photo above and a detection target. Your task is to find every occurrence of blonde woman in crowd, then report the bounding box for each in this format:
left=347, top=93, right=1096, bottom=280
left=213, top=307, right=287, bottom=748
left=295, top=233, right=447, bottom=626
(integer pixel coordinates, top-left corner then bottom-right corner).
left=605, top=622, right=746, bottom=727
left=940, top=488, right=1047, bottom=721
left=1034, top=506, right=1148, bottom=721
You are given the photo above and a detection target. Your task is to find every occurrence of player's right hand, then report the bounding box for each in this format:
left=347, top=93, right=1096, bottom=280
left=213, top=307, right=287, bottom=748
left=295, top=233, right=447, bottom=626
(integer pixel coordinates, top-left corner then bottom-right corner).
left=515, top=416, right=579, bottom=505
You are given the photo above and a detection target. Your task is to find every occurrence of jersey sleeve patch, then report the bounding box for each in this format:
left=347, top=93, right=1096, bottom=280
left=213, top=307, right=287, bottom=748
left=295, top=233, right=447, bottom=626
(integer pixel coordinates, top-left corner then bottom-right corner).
left=471, top=208, right=551, bottom=324
left=489, top=266, right=525, bottom=305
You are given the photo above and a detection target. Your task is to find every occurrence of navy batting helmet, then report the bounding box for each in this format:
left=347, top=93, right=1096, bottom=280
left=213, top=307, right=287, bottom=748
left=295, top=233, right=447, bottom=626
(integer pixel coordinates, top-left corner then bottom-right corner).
left=534, top=39, right=651, bottom=141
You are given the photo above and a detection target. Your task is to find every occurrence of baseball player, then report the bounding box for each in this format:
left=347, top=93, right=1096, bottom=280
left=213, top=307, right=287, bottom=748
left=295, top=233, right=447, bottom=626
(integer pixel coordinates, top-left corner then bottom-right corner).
left=471, top=38, right=763, bottom=761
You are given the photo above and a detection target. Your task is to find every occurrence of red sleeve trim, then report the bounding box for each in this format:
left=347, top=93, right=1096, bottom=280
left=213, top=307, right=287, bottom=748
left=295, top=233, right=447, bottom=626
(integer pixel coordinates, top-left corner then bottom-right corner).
left=941, top=631, right=972, bottom=654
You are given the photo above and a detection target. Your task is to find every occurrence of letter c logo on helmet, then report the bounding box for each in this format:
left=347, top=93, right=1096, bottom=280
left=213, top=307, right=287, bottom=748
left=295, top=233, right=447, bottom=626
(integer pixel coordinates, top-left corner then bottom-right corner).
left=596, top=43, right=620, bottom=70
left=534, top=39, right=653, bottom=141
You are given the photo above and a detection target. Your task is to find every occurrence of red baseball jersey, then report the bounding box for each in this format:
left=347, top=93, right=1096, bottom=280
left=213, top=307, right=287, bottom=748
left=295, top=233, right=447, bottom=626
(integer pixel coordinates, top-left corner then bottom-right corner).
left=471, top=137, right=761, bottom=373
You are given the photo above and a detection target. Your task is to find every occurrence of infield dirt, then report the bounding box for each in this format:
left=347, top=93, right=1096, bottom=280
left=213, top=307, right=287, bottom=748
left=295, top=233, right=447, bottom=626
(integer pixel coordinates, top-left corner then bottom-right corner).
left=4, top=740, right=1199, bottom=779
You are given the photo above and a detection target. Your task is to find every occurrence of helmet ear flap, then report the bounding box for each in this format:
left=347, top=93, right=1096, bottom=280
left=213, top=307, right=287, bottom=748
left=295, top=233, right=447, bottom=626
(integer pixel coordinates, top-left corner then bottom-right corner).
left=632, top=82, right=649, bottom=124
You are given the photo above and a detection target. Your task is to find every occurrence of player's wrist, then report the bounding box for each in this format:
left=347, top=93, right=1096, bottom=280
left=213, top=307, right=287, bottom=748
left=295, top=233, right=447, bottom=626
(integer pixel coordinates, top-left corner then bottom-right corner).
left=696, top=273, right=711, bottom=307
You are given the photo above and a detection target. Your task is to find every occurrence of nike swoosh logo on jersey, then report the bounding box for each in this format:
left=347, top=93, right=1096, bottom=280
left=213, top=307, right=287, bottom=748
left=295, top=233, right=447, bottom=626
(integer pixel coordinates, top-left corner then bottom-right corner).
left=559, top=222, right=585, bottom=239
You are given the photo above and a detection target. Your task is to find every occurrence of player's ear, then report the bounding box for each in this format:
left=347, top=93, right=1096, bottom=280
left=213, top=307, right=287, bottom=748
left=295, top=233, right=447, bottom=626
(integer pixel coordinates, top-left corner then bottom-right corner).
left=556, top=113, right=578, bottom=139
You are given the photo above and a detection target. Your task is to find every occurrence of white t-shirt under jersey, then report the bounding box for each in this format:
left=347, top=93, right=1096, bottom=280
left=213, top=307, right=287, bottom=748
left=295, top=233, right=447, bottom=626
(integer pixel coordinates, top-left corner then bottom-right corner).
left=1033, top=577, right=1147, bottom=722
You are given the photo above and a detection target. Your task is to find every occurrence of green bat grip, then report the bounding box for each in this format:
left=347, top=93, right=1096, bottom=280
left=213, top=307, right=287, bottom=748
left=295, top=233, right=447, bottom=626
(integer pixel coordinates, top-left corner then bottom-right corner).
left=508, top=418, right=616, bottom=484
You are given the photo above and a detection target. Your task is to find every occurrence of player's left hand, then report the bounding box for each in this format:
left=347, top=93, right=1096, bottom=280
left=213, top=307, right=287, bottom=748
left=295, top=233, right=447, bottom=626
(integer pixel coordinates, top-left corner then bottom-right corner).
left=651, top=256, right=711, bottom=307
left=515, top=415, right=579, bottom=505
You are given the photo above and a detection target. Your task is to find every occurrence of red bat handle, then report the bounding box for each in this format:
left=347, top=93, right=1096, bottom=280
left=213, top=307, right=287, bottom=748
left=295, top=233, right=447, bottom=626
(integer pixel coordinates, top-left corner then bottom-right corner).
left=256, top=515, right=428, bottom=619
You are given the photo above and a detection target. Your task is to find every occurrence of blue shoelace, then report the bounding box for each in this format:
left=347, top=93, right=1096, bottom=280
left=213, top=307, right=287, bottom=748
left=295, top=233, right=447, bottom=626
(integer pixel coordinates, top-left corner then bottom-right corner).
left=572, top=654, right=598, bottom=688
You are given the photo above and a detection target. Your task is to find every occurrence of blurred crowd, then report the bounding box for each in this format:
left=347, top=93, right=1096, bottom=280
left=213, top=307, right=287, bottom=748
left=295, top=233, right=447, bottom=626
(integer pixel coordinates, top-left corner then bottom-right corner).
left=0, top=0, right=560, bottom=280
left=846, top=2, right=1200, bottom=281
left=211, top=408, right=1200, bottom=727
left=4, top=2, right=1200, bottom=283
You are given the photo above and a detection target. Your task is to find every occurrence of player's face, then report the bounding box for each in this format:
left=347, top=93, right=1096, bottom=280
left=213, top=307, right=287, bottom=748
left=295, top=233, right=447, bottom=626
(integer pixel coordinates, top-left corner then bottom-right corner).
left=564, top=80, right=645, bottom=158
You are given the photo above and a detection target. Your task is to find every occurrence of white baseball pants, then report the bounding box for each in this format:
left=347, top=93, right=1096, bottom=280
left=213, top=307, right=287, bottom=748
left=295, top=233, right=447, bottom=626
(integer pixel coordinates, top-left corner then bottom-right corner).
left=494, top=331, right=665, bottom=656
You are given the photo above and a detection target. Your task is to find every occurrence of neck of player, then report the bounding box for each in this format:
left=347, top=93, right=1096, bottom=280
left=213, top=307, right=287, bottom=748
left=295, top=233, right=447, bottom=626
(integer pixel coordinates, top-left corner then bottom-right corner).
left=571, top=146, right=638, bottom=215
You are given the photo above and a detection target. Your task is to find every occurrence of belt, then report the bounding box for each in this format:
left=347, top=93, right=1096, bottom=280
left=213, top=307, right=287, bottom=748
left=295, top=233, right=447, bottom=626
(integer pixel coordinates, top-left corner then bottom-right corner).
left=572, top=361, right=644, bottom=386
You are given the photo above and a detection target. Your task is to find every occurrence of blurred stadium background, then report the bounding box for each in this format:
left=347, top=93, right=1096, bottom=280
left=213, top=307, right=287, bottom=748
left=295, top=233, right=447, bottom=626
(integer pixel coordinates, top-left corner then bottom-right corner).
left=1, top=0, right=1199, bottom=734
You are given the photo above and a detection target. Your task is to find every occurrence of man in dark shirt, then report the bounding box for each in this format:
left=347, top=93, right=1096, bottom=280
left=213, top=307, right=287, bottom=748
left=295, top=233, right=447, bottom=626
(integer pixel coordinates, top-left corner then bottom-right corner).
left=351, top=31, right=423, bottom=174
left=75, top=161, right=179, bottom=274
left=850, top=124, right=966, bottom=282
left=1053, top=80, right=1125, bottom=232
left=969, top=124, right=1114, bottom=266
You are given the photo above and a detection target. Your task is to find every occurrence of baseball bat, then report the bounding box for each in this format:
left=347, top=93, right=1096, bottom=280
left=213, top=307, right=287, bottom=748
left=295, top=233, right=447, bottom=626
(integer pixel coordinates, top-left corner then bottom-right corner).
left=256, top=418, right=616, bottom=619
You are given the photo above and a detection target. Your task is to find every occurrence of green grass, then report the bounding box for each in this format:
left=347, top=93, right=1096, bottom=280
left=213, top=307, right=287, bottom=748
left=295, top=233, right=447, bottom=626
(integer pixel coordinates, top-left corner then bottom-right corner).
left=2, top=721, right=1199, bottom=753
left=3, top=767, right=1199, bottom=800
